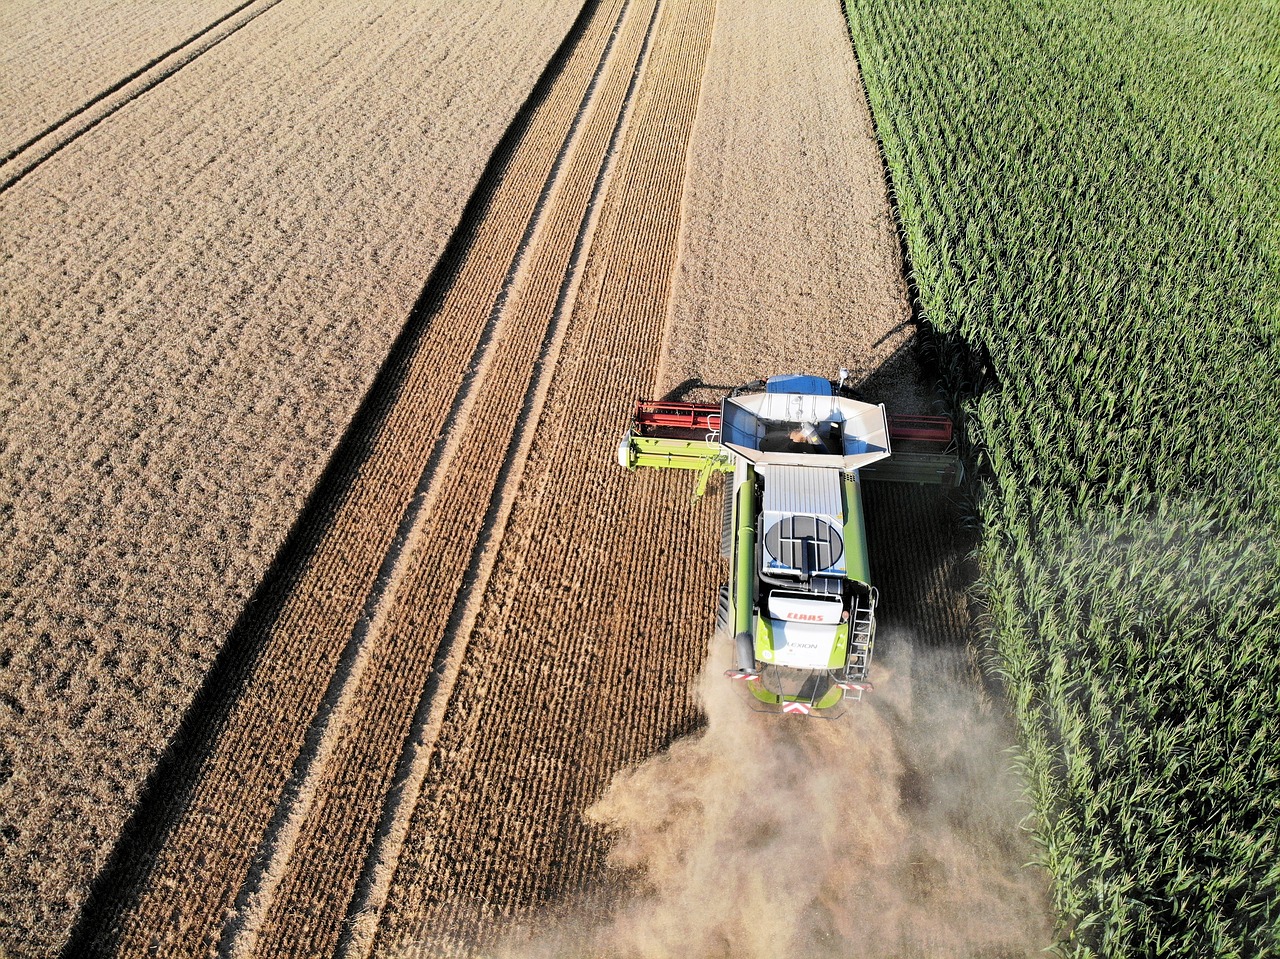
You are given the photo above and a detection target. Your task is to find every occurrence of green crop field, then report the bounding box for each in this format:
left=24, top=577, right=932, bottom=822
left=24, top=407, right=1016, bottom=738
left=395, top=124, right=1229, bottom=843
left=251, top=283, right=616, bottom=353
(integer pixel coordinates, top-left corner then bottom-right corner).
left=843, top=0, right=1280, bottom=954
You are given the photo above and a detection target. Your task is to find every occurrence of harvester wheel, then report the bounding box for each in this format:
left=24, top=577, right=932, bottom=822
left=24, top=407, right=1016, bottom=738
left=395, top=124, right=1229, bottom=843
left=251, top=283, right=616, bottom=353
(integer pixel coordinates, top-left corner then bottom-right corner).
left=714, top=584, right=731, bottom=641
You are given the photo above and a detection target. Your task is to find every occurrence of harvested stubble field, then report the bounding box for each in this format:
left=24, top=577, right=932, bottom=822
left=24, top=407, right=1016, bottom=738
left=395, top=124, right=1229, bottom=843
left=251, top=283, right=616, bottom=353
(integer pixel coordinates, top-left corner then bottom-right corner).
left=0, top=0, right=254, bottom=158
left=4, top=0, right=1052, bottom=957
left=0, top=0, right=585, bottom=953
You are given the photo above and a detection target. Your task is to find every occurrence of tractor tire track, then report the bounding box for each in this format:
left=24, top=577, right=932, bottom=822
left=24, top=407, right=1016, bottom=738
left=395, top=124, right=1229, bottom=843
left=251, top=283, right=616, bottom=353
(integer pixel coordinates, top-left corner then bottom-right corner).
left=221, top=0, right=657, bottom=952
left=331, top=0, right=667, bottom=952
left=60, top=0, right=632, bottom=954
left=0, top=0, right=286, bottom=194
left=241, top=0, right=668, bottom=953
left=369, top=0, right=721, bottom=950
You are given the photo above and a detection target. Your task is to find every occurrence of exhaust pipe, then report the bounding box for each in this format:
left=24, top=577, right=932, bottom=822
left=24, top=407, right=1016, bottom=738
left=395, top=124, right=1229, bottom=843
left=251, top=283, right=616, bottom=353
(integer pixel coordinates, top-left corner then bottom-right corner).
left=723, top=631, right=759, bottom=681
left=734, top=631, right=757, bottom=677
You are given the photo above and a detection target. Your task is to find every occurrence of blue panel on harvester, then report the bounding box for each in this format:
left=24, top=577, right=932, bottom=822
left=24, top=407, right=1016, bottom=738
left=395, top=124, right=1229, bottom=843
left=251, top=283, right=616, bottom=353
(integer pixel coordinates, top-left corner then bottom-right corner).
left=765, top=374, right=832, bottom=396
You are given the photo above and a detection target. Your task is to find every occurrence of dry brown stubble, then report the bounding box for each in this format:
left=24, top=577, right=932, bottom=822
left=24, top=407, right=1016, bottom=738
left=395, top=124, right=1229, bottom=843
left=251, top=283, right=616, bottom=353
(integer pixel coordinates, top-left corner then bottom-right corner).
left=0, top=1, right=584, bottom=955
left=369, top=0, right=720, bottom=953
left=241, top=0, right=662, bottom=953
left=62, top=0, right=652, bottom=955
left=0, top=0, right=247, bottom=157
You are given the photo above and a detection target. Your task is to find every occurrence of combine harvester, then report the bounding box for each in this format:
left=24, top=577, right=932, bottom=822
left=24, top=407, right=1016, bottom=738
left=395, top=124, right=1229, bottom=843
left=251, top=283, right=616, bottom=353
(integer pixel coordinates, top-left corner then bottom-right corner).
left=617, top=373, right=961, bottom=717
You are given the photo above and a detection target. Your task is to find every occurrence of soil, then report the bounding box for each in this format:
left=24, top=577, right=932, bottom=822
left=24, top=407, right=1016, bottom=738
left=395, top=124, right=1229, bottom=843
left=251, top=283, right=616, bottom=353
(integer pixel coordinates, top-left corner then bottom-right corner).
left=658, top=0, right=921, bottom=410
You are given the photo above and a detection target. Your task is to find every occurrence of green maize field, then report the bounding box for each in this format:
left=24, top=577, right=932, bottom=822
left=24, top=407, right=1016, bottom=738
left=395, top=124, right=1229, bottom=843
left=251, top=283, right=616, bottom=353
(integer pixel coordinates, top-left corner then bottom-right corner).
left=843, top=0, right=1280, bottom=954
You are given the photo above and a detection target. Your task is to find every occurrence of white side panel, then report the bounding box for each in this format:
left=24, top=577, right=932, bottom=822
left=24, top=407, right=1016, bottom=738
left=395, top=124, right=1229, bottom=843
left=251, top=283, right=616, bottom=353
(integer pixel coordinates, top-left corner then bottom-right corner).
left=761, top=464, right=842, bottom=517
left=769, top=592, right=844, bottom=624
left=769, top=620, right=840, bottom=669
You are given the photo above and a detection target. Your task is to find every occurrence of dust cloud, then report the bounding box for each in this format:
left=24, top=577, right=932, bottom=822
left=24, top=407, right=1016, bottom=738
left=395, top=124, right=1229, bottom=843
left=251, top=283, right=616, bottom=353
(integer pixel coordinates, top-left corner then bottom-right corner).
left=499, top=635, right=1053, bottom=959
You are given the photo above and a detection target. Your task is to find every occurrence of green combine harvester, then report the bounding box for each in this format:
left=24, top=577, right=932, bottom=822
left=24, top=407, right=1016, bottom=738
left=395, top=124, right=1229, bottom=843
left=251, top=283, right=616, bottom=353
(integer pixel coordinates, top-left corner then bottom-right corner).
left=617, top=373, right=961, bottom=717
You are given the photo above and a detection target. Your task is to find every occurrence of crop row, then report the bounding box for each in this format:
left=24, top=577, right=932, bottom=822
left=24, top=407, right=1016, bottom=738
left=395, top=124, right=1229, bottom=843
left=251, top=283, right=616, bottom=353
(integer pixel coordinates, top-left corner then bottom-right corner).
left=370, top=0, right=721, bottom=949
left=844, top=0, right=1279, bottom=954
left=247, top=0, right=663, bottom=950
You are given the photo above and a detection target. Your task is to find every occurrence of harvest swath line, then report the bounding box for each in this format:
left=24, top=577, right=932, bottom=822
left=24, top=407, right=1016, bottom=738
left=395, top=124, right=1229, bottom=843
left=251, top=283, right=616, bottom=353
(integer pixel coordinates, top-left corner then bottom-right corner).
left=218, top=0, right=647, bottom=950
left=247, top=0, right=679, bottom=948
left=368, top=0, right=720, bottom=947
left=0, top=0, right=286, bottom=193
left=334, top=1, right=666, bottom=951
left=61, top=0, right=631, bottom=952
left=2, top=0, right=262, bottom=163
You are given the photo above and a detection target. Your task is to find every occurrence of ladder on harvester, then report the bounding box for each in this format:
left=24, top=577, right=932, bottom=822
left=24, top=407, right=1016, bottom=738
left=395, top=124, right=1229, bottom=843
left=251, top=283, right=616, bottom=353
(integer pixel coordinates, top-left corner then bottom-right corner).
left=839, top=588, right=878, bottom=702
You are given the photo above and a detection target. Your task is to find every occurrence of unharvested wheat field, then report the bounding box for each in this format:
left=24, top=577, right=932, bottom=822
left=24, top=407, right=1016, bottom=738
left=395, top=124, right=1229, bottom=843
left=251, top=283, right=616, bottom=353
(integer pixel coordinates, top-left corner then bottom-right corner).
left=2, top=1, right=1052, bottom=957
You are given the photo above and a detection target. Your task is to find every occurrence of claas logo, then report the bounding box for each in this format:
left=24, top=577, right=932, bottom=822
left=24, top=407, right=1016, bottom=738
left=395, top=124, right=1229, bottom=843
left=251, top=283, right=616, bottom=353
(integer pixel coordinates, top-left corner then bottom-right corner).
left=786, top=612, right=826, bottom=622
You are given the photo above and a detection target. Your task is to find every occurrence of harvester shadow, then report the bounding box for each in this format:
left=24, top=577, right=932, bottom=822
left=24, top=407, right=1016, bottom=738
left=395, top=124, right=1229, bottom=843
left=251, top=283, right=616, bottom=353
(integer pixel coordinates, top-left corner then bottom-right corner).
left=852, top=333, right=935, bottom=409
left=62, top=1, right=606, bottom=953
left=656, top=376, right=741, bottom=402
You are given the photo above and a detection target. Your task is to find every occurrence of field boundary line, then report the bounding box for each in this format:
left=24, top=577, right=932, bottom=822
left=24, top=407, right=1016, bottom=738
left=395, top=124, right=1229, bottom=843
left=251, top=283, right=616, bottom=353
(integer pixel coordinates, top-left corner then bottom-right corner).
left=212, top=1, right=642, bottom=954
left=332, top=1, right=669, bottom=954
left=0, top=0, right=286, bottom=194
left=2, top=0, right=259, bottom=163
